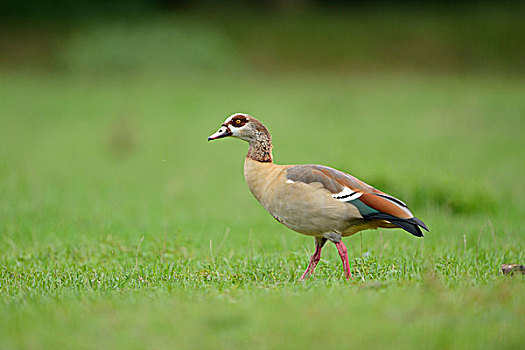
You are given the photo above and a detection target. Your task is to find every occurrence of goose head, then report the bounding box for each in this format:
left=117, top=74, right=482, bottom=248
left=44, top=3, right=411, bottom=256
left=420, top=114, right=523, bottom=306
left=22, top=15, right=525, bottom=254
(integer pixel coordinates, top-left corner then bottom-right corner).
left=208, top=113, right=270, bottom=143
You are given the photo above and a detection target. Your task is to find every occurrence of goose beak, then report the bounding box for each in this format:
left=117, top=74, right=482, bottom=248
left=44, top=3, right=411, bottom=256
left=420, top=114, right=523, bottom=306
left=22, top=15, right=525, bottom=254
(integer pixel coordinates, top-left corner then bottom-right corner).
left=208, top=125, right=232, bottom=141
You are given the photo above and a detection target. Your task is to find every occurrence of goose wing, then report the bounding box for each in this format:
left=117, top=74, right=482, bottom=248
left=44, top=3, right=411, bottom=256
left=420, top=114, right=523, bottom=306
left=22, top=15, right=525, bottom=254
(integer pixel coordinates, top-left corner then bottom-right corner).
left=285, top=164, right=428, bottom=237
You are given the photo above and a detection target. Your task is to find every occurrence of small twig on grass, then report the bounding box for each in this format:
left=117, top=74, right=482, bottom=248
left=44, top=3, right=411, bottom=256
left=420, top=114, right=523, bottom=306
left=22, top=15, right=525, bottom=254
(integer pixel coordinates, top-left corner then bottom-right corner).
left=501, top=264, right=525, bottom=275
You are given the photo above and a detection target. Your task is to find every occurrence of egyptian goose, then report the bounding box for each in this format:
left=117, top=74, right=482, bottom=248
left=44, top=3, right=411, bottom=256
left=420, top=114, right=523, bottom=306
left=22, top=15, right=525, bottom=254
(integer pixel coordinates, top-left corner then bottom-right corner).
left=208, top=113, right=428, bottom=280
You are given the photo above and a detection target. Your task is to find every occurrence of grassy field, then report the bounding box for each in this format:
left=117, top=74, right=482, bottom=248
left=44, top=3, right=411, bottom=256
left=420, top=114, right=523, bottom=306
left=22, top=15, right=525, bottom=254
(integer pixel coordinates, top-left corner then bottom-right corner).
left=0, top=67, right=524, bottom=349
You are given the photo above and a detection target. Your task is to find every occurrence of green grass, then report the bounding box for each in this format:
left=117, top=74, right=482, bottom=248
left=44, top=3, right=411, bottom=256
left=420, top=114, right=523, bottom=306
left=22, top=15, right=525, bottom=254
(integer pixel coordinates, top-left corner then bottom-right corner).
left=1, top=70, right=524, bottom=349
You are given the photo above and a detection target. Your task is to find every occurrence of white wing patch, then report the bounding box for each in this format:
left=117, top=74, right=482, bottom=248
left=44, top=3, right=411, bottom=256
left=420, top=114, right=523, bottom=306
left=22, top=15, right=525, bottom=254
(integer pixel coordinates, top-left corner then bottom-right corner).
left=332, top=187, right=362, bottom=202
left=286, top=179, right=295, bottom=184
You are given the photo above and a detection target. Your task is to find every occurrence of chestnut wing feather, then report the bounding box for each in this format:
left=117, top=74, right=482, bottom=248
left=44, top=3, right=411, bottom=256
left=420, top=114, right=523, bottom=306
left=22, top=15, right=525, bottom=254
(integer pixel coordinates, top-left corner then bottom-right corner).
left=285, top=164, right=428, bottom=237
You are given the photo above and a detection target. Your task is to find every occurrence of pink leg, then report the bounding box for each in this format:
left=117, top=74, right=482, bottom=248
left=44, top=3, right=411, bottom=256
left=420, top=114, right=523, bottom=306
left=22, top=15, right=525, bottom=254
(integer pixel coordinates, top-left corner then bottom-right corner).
left=300, top=237, right=326, bottom=280
left=335, top=240, right=353, bottom=280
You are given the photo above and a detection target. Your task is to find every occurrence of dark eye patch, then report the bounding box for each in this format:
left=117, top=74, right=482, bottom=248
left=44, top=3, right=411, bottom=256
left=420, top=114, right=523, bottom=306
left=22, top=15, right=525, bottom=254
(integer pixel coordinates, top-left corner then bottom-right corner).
left=230, top=115, right=247, bottom=127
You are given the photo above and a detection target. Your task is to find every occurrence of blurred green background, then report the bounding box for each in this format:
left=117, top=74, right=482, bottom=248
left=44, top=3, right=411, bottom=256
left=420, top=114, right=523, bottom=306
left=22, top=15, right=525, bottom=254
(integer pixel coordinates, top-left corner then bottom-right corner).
left=2, top=1, right=525, bottom=74
left=1, top=1, right=524, bottom=349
